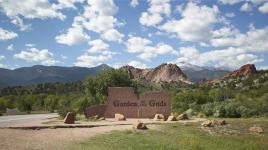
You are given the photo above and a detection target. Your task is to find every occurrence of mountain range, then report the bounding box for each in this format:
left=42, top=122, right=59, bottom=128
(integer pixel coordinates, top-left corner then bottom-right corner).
left=0, top=64, right=111, bottom=88
left=0, top=63, right=231, bottom=88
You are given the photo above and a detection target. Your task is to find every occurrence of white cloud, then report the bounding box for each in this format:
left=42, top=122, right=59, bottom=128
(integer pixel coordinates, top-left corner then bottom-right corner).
left=0, top=28, right=18, bottom=41
left=6, top=44, right=14, bottom=51
left=139, top=0, right=171, bottom=27
left=219, top=0, right=242, bottom=5
left=55, top=26, right=90, bottom=46
left=126, top=36, right=152, bottom=53
left=211, top=26, right=268, bottom=52
left=130, top=0, right=139, bottom=7
left=74, top=52, right=115, bottom=67
left=0, top=0, right=66, bottom=30
left=259, top=2, right=268, bottom=13
left=11, top=16, right=31, bottom=31
left=25, top=43, right=35, bottom=47
left=88, top=39, right=109, bottom=53
left=225, top=12, right=235, bottom=17
left=101, top=29, right=124, bottom=42
left=160, top=2, right=219, bottom=42
left=14, top=48, right=59, bottom=65
left=61, top=55, right=68, bottom=59
left=174, top=47, right=263, bottom=69
left=53, top=0, right=85, bottom=10
left=0, top=55, right=5, bottom=61
left=126, top=36, right=177, bottom=61
left=240, top=3, right=253, bottom=12
left=0, top=63, right=8, bottom=68
left=128, top=61, right=148, bottom=68
left=69, top=0, right=124, bottom=43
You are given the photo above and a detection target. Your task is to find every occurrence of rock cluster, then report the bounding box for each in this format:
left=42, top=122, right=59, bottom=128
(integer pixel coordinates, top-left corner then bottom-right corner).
left=133, top=120, right=148, bottom=130
left=201, top=119, right=226, bottom=127
left=249, top=126, right=264, bottom=133
left=115, top=113, right=126, bottom=121
left=64, top=112, right=75, bottom=124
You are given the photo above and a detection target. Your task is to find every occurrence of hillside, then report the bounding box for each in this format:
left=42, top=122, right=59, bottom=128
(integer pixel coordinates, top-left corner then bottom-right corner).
left=0, top=64, right=111, bottom=88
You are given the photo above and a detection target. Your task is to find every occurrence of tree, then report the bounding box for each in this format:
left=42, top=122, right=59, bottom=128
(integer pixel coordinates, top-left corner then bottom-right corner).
left=44, top=95, right=59, bottom=112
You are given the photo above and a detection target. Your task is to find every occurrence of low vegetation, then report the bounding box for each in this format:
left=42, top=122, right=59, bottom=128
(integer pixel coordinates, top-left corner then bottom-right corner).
left=66, top=119, right=268, bottom=150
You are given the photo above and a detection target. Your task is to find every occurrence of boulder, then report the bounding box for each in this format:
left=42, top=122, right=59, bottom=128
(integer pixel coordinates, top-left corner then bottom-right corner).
left=133, top=120, right=148, bottom=130
left=177, top=113, right=188, bottom=120
left=115, top=113, right=126, bottom=121
left=249, top=127, right=264, bottom=133
left=212, top=119, right=226, bottom=126
left=64, top=112, right=75, bottom=124
left=167, top=116, right=177, bottom=121
left=201, top=120, right=214, bottom=127
left=153, top=114, right=165, bottom=121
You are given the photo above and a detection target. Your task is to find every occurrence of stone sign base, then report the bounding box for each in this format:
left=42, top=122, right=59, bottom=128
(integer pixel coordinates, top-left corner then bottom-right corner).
left=85, top=87, right=171, bottom=119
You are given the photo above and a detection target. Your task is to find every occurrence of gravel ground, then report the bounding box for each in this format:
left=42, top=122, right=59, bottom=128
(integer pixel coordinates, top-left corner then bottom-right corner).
left=0, top=125, right=131, bottom=150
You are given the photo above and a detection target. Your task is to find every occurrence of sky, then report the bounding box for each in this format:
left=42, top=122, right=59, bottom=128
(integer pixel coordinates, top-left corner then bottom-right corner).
left=0, top=0, right=268, bottom=70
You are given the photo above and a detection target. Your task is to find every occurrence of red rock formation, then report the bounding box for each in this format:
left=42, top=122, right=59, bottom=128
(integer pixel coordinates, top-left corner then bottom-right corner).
left=223, top=64, right=257, bottom=79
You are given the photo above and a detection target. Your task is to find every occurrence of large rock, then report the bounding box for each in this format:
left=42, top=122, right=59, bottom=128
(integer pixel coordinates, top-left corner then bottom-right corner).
left=249, top=127, right=264, bottom=133
left=201, top=120, right=214, bottom=127
left=115, top=113, right=126, bottom=121
left=212, top=119, right=226, bottom=126
left=153, top=114, right=165, bottom=121
left=177, top=113, right=188, bottom=120
left=64, top=112, right=75, bottom=124
left=224, top=64, right=257, bottom=79
left=133, top=120, right=148, bottom=130
left=201, top=119, right=227, bottom=127
left=120, top=63, right=191, bottom=84
left=167, top=116, right=177, bottom=121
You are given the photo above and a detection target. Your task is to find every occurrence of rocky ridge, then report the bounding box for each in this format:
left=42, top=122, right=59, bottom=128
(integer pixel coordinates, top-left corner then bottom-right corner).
left=121, top=63, right=191, bottom=84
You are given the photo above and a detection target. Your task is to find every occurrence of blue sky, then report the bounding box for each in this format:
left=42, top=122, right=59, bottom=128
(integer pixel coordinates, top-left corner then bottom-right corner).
left=0, top=0, right=268, bottom=70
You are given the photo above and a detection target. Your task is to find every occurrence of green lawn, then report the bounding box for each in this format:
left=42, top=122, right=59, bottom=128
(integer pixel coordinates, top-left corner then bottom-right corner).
left=67, top=118, right=268, bottom=150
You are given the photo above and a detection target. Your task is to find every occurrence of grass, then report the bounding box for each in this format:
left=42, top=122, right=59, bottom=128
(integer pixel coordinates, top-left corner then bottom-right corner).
left=67, top=118, right=268, bottom=150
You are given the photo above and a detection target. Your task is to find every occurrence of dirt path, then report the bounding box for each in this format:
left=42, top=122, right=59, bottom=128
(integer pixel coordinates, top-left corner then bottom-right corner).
left=0, top=125, right=131, bottom=150
left=0, top=118, right=206, bottom=150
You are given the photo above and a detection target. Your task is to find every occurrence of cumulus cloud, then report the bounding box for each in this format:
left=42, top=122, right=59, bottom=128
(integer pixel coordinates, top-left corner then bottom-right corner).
left=240, top=3, right=253, bottom=12
left=139, top=0, right=171, bottom=27
left=0, top=0, right=67, bottom=30
left=130, top=0, right=139, bottom=7
left=211, top=26, right=268, bottom=52
left=14, top=48, right=59, bottom=65
left=0, top=28, right=18, bottom=41
left=259, top=2, right=268, bottom=13
left=218, top=0, right=242, bottom=5
left=74, top=51, right=115, bottom=67
left=6, top=44, right=14, bottom=51
left=55, top=26, right=90, bottom=46
left=53, top=0, right=85, bottom=10
left=174, top=47, right=263, bottom=69
left=88, top=39, right=109, bottom=53
left=126, top=36, right=177, bottom=61
left=160, top=2, right=219, bottom=43
left=128, top=61, right=148, bottom=68
left=69, top=0, right=124, bottom=43
left=0, top=55, right=5, bottom=61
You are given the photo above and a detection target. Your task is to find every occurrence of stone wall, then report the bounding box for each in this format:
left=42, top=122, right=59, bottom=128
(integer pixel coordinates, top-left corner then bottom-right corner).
left=84, top=87, right=171, bottom=119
